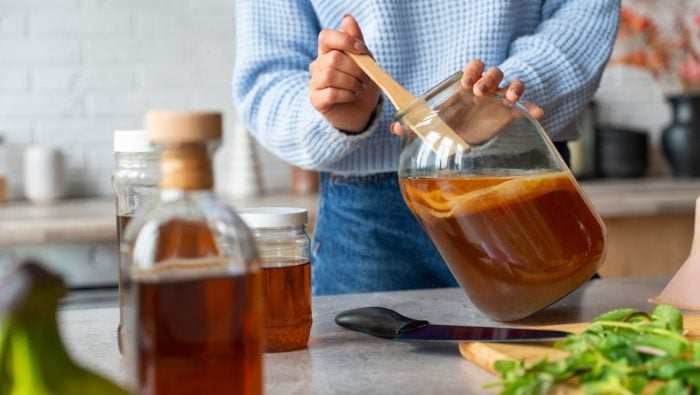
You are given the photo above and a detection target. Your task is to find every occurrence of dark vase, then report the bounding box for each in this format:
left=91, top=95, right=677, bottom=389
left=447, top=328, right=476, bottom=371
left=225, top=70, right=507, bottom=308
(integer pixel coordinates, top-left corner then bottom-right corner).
left=662, top=95, right=700, bottom=177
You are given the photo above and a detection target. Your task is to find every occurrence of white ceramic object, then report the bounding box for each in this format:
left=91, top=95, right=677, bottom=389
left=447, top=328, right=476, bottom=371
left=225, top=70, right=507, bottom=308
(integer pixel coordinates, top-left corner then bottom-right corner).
left=23, top=146, right=67, bottom=203
left=650, top=196, right=700, bottom=310
left=218, top=121, right=263, bottom=198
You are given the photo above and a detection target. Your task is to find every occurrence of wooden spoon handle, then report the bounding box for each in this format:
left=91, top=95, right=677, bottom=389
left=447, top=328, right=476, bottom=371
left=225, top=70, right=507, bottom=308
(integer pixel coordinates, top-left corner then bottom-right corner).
left=345, top=51, right=470, bottom=155
left=345, top=52, right=416, bottom=110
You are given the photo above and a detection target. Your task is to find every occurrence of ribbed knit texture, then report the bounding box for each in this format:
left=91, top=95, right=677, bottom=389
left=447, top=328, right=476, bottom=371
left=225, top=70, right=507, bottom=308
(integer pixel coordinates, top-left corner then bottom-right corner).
left=233, top=0, right=620, bottom=175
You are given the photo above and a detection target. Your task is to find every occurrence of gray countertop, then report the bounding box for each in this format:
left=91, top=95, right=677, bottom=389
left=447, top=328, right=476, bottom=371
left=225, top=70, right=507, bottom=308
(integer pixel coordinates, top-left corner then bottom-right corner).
left=3, top=178, right=700, bottom=246
left=59, top=276, right=670, bottom=395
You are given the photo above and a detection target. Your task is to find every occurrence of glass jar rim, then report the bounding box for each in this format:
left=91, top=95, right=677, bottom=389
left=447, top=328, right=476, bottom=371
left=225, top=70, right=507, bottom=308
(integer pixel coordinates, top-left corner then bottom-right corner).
left=392, top=71, right=464, bottom=121
left=391, top=70, right=542, bottom=136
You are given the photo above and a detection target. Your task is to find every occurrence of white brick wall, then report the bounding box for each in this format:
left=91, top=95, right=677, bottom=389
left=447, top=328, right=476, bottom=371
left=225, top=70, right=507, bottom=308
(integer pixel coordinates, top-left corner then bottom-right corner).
left=0, top=0, right=289, bottom=200
left=0, top=1, right=677, bottom=200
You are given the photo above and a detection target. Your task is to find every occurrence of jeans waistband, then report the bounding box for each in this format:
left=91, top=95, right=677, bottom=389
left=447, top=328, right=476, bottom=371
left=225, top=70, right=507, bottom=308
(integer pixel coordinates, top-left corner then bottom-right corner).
left=326, top=171, right=397, bottom=184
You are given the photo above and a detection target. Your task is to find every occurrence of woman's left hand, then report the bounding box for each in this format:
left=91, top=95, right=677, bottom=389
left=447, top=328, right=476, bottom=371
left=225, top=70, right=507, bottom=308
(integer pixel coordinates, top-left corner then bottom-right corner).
left=390, top=59, right=543, bottom=136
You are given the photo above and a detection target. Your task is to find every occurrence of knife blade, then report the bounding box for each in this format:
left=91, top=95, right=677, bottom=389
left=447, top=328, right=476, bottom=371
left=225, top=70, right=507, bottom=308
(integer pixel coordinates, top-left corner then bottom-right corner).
left=335, top=307, right=570, bottom=342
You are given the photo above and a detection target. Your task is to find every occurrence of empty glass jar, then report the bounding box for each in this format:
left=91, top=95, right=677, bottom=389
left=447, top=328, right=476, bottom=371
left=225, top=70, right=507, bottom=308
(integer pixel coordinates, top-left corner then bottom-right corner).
left=395, top=71, right=607, bottom=321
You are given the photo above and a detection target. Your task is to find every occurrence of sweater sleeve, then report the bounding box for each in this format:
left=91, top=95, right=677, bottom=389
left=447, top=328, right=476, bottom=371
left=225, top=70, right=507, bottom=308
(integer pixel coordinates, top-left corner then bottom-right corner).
left=498, top=0, right=620, bottom=139
left=232, top=0, right=382, bottom=170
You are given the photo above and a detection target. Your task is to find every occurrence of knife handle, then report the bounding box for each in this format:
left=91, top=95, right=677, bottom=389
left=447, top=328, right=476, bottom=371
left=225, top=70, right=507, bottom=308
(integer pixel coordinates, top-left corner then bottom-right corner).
left=335, top=307, right=429, bottom=339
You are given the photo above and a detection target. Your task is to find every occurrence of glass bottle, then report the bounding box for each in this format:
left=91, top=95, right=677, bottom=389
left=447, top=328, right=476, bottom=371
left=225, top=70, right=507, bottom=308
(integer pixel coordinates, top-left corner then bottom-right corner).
left=111, top=129, right=159, bottom=353
left=238, top=207, right=312, bottom=352
left=122, top=111, right=263, bottom=395
left=395, top=71, right=607, bottom=322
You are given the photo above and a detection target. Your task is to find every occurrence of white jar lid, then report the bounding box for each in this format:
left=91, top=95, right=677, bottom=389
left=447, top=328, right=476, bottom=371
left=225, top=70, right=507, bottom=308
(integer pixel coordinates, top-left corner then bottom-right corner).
left=238, top=207, right=308, bottom=228
left=114, top=130, right=153, bottom=153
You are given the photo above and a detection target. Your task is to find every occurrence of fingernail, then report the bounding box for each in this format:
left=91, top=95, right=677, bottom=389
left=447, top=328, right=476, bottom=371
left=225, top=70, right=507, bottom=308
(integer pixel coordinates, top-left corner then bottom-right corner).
left=477, top=83, right=488, bottom=94
left=354, top=40, right=367, bottom=52
left=509, top=88, right=521, bottom=98
left=361, top=83, right=367, bottom=92
left=462, top=76, right=474, bottom=86
left=342, top=13, right=352, bottom=20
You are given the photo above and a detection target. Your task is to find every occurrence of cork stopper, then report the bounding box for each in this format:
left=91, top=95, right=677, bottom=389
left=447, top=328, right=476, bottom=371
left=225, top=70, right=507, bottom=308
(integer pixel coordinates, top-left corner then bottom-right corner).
left=145, top=110, right=222, bottom=190
left=146, top=110, right=222, bottom=144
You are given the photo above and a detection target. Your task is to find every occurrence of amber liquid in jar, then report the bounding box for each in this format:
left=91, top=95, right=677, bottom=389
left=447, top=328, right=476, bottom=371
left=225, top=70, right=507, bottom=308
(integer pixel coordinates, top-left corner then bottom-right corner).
left=130, top=219, right=263, bottom=395
left=263, top=259, right=312, bottom=352
left=400, top=171, right=606, bottom=321
left=116, top=214, right=131, bottom=353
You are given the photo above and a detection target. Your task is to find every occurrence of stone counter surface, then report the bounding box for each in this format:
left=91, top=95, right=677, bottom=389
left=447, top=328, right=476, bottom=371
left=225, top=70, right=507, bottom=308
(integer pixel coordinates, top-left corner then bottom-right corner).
left=59, top=277, right=669, bottom=395
left=2, top=178, right=700, bottom=246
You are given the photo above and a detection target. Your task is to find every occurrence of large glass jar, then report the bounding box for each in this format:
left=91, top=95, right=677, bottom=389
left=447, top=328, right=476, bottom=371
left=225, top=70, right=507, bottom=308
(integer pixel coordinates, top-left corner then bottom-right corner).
left=238, top=207, right=312, bottom=352
left=395, top=72, right=607, bottom=322
left=111, top=130, right=159, bottom=352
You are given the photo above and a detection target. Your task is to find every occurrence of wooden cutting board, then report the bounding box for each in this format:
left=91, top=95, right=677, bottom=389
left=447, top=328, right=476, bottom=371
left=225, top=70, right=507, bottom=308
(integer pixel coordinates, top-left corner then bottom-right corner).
left=460, top=315, right=700, bottom=393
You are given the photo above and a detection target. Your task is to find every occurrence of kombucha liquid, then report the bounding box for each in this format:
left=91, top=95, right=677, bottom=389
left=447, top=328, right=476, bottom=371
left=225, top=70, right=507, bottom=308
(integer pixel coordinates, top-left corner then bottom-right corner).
left=128, top=219, right=263, bottom=394
left=262, top=260, right=312, bottom=352
left=400, top=171, right=606, bottom=321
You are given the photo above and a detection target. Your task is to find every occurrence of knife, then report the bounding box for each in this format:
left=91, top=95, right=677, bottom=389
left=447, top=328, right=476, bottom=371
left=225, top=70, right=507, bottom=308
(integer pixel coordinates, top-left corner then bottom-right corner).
left=335, top=307, right=570, bottom=342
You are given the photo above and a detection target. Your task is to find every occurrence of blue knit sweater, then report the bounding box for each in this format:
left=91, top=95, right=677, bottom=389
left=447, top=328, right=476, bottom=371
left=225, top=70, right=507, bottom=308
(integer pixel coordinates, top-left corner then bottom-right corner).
left=233, top=0, right=620, bottom=175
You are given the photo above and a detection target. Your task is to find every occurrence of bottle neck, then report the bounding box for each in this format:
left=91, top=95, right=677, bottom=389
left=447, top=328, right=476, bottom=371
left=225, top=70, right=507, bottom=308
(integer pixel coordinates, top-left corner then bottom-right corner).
left=669, top=96, right=700, bottom=123
left=159, top=143, right=213, bottom=191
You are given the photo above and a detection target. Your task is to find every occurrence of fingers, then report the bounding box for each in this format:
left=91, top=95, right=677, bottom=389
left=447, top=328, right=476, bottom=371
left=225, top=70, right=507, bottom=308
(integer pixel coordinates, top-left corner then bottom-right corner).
left=461, top=59, right=485, bottom=88
left=390, top=122, right=405, bottom=136
left=309, top=50, right=368, bottom=82
left=473, top=67, right=504, bottom=97
left=461, top=60, right=506, bottom=97
left=341, top=14, right=364, bottom=41
left=522, top=102, right=544, bottom=119
left=310, top=88, right=359, bottom=113
left=503, top=79, right=525, bottom=102
left=310, top=68, right=366, bottom=93
left=318, top=28, right=368, bottom=55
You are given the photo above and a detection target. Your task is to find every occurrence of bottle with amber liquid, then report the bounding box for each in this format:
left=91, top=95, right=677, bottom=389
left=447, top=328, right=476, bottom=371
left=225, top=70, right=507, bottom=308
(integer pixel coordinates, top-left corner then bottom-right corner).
left=238, top=207, right=312, bottom=352
left=111, top=130, right=159, bottom=353
left=121, top=111, right=263, bottom=395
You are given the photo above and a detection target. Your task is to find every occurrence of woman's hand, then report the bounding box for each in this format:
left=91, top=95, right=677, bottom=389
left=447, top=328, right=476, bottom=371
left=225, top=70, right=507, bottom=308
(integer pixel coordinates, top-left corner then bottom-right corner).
left=309, top=15, right=381, bottom=133
left=390, top=59, right=543, bottom=136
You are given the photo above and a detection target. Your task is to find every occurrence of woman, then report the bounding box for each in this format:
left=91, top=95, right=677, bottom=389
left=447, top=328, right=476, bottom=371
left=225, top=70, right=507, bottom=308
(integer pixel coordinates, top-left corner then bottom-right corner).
left=233, top=1, right=620, bottom=295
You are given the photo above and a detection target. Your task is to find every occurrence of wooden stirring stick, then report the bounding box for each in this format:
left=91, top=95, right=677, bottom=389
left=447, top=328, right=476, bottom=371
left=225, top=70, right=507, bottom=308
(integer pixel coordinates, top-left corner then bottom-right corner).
left=345, top=52, right=469, bottom=155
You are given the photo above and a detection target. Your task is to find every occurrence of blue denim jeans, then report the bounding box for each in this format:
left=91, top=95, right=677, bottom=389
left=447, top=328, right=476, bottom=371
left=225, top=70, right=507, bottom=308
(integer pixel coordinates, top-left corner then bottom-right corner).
left=311, top=142, right=573, bottom=295
left=311, top=172, right=459, bottom=295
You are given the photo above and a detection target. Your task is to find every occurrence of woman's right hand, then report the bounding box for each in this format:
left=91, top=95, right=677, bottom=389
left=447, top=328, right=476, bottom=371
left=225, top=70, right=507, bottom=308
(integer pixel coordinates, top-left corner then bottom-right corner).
left=309, top=15, right=381, bottom=133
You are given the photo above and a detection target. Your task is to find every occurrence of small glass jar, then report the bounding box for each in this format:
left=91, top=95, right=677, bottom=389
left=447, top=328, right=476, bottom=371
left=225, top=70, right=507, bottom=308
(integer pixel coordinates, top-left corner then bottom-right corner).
left=111, top=130, right=159, bottom=353
left=238, top=207, right=312, bottom=352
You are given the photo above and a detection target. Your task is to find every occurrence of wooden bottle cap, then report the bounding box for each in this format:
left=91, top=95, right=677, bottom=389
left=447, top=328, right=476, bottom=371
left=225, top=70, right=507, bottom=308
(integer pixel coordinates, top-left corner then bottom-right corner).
left=146, top=110, right=222, bottom=143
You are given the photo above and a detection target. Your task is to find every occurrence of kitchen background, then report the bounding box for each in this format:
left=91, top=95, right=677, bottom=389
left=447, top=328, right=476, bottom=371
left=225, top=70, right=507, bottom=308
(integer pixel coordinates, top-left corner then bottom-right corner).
left=0, top=0, right=289, bottom=200
left=2, top=0, right=700, bottom=289
left=0, top=0, right=685, bottom=200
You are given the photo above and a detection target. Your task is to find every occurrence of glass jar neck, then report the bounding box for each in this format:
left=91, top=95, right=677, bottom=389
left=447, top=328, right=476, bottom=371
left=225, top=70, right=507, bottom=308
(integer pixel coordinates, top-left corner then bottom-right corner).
left=393, top=71, right=462, bottom=121
left=115, top=151, right=159, bottom=168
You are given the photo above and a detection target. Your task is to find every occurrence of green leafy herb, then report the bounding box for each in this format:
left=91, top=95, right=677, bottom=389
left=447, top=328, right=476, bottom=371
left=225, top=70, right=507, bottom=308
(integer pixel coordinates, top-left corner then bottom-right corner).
left=489, top=305, right=700, bottom=394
